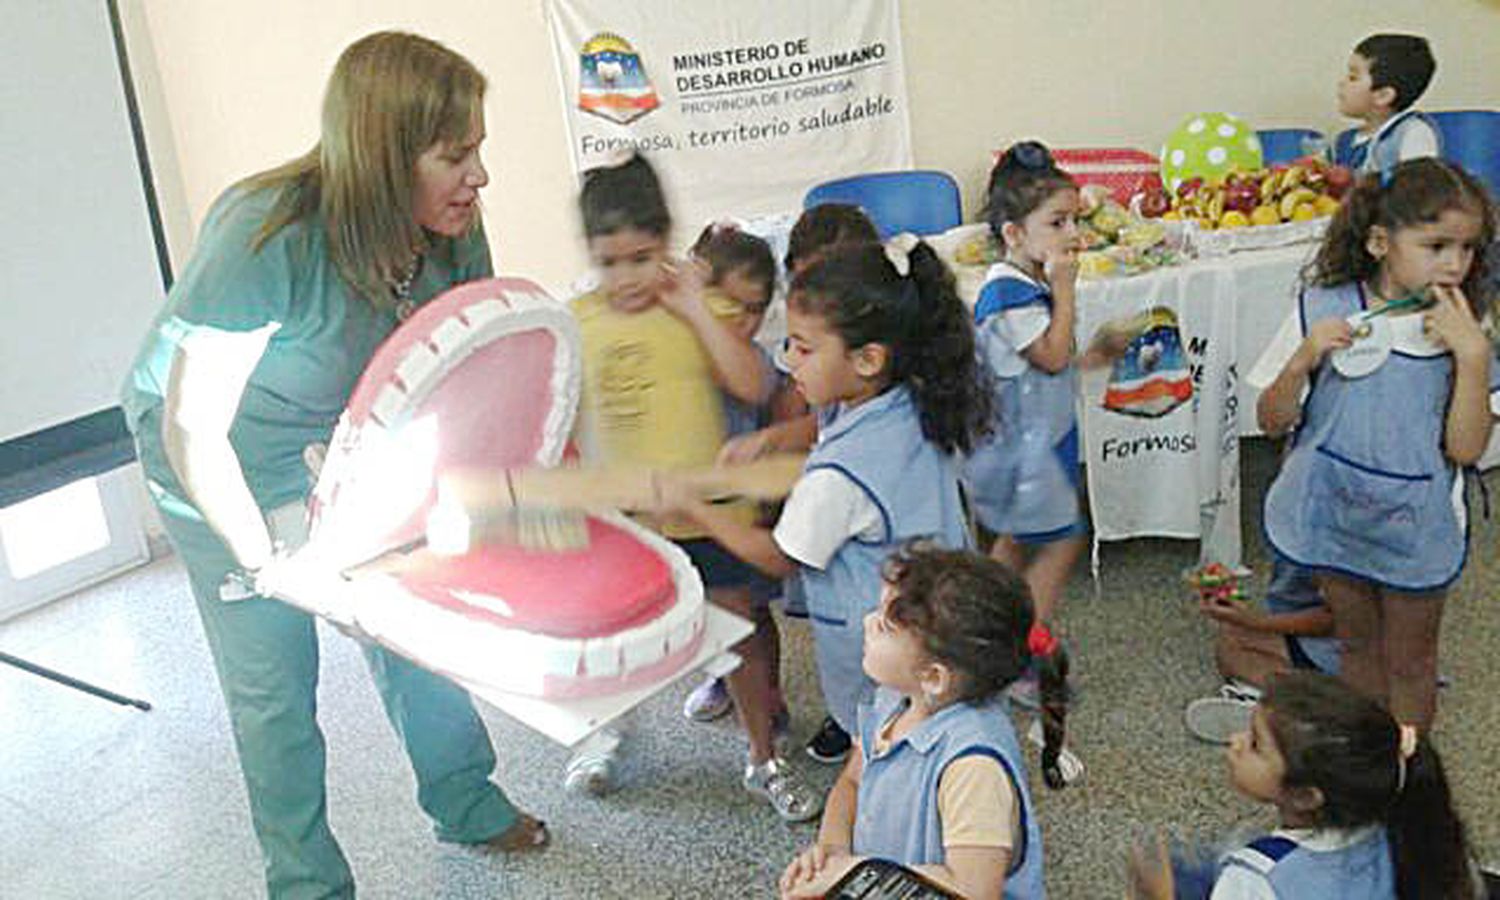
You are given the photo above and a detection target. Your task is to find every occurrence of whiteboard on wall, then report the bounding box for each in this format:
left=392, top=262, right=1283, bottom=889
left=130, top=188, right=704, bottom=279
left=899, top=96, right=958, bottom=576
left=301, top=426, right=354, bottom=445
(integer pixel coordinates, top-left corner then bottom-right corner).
left=0, top=1, right=169, bottom=444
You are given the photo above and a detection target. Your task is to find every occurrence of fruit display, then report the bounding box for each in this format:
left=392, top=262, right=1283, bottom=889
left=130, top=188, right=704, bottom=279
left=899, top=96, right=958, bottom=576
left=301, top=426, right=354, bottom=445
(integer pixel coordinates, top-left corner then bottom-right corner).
left=1140, top=156, right=1353, bottom=231
left=951, top=229, right=1000, bottom=267
left=1075, top=185, right=1187, bottom=278
left=951, top=188, right=1188, bottom=280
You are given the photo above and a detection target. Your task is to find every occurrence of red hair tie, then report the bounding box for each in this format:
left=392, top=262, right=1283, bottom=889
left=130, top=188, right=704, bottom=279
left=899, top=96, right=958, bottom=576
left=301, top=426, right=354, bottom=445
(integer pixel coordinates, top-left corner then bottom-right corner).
left=1028, top=623, right=1058, bottom=656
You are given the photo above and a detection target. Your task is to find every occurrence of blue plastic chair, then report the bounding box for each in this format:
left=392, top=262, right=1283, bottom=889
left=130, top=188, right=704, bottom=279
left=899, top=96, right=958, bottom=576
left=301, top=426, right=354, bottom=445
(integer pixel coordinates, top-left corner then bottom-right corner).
left=1431, top=110, right=1500, bottom=196
left=803, top=170, right=962, bottom=239
left=1256, top=128, right=1324, bottom=166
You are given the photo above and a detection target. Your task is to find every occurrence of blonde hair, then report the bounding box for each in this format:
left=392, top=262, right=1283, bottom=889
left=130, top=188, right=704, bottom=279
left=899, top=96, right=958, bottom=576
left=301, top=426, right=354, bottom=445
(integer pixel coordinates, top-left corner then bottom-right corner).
left=240, top=31, right=486, bottom=306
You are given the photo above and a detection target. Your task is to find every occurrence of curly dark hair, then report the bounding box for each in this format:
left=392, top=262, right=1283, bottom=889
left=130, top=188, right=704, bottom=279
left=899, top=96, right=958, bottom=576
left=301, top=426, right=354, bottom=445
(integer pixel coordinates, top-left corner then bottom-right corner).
left=790, top=241, right=995, bottom=455
left=882, top=545, right=1032, bottom=702
left=1306, top=158, right=1495, bottom=317
left=882, top=545, right=1073, bottom=789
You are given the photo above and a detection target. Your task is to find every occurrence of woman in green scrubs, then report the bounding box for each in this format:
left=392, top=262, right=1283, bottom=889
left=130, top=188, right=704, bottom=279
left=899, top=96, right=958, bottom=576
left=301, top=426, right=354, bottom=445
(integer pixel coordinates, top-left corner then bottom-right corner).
left=121, top=32, right=546, bottom=899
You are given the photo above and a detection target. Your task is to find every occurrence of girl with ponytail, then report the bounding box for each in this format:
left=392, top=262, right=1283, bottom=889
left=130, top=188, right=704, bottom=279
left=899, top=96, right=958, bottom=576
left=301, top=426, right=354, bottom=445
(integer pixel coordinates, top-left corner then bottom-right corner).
left=661, top=238, right=991, bottom=763
left=1129, top=671, right=1479, bottom=899
left=780, top=546, right=1060, bottom=900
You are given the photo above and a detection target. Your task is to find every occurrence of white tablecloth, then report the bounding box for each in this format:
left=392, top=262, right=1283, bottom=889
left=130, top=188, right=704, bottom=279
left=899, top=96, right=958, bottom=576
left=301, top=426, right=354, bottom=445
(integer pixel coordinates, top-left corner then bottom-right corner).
left=1074, top=244, right=1314, bottom=567
left=936, top=228, right=1318, bottom=566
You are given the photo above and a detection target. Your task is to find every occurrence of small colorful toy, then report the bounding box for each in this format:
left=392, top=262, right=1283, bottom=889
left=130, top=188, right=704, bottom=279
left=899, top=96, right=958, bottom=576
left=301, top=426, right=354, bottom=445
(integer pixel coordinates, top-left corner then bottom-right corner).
left=1185, top=562, right=1248, bottom=605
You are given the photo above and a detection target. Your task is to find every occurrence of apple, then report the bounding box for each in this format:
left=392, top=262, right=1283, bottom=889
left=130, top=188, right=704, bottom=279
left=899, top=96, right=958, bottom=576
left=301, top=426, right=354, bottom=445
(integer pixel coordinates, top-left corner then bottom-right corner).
left=1223, top=181, right=1260, bottom=214
left=1324, top=165, right=1354, bottom=198
left=1176, top=176, right=1204, bottom=201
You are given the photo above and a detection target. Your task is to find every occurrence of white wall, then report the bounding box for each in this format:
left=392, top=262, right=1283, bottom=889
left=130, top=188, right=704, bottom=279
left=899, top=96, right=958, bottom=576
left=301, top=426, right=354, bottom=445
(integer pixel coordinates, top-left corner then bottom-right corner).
left=123, top=0, right=580, bottom=293
left=121, top=0, right=1500, bottom=296
left=902, top=0, right=1500, bottom=215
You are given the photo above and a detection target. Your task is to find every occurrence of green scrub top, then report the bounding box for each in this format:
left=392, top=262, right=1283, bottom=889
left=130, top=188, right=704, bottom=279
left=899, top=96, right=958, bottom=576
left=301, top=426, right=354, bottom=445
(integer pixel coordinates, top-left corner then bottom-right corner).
left=122, top=185, right=493, bottom=512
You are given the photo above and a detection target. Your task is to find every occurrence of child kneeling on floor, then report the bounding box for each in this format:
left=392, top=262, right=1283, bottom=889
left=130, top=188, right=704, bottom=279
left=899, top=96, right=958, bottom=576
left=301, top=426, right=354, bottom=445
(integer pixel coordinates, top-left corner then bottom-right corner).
left=1130, top=671, right=1480, bottom=899
left=779, top=546, right=1067, bottom=900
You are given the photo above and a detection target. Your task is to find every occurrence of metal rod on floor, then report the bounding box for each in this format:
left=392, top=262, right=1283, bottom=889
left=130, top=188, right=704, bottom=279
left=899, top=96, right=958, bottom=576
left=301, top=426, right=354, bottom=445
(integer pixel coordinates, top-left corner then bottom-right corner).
left=0, top=651, right=152, bottom=711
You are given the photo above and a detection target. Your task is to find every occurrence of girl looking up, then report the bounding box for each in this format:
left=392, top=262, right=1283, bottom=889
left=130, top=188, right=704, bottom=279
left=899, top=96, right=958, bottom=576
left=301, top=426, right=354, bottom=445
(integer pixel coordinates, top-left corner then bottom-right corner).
left=780, top=546, right=1067, bottom=900
left=1130, top=671, right=1477, bottom=899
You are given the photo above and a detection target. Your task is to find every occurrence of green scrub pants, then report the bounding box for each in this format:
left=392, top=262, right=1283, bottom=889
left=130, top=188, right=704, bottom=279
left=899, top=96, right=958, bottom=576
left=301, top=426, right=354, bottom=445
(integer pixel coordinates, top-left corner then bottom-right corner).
left=155, top=496, right=521, bottom=900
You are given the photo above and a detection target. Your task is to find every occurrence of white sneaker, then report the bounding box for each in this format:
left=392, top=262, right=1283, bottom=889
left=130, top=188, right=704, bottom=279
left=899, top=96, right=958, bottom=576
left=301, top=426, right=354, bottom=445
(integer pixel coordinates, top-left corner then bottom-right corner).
left=1184, top=696, right=1254, bottom=745
left=564, top=729, right=622, bottom=796
left=1218, top=679, right=1262, bottom=704
left=1025, top=718, right=1085, bottom=785
left=743, top=756, right=823, bottom=823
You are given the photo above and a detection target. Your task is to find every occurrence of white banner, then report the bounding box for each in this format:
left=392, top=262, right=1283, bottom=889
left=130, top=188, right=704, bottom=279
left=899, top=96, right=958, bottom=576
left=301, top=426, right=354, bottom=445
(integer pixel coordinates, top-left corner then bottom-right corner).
left=1077, top=265, right=1241, bottom=568
left=544, top=0, right=912, bottom=233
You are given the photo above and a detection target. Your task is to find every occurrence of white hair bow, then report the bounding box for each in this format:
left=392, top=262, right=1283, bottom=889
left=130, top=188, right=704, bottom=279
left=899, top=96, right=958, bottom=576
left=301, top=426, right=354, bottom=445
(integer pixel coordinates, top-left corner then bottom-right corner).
left=883, top=232, right=919, bottom=277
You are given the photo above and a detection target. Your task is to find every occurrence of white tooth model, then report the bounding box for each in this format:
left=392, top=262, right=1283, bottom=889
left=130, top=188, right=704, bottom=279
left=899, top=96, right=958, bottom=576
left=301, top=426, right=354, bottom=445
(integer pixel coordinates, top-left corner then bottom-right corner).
left=261, top=277, right=715, bottom=705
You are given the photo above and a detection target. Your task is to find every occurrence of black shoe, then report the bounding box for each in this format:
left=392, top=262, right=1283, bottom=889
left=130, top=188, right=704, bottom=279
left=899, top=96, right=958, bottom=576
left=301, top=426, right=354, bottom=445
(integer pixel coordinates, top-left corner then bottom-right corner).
left=804, top=716, right=851, bottom=764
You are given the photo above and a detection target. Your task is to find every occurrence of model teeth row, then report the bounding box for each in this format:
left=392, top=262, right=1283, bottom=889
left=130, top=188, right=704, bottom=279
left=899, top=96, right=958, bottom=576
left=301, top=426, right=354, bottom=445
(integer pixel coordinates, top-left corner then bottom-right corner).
left=353, top=512, right=707, bottom=694
left=371, top=291, right=558, bottom=429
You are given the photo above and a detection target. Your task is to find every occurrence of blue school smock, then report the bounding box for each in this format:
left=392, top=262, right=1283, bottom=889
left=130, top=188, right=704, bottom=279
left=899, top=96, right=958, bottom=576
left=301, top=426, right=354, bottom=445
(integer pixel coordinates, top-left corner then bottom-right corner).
left=1216, top=829, right=1394, bottom=899
left=1339, top=110, right=1440, bottom=181
left=1262, top=282, right=1493, bottom=592
left=798, top=386, right=969, bottom=731
left=854, top=688, right=1046, bottom=899
left=963, top=262, right=1083, bottom=543
left=121, top=185, right=519, bottom=898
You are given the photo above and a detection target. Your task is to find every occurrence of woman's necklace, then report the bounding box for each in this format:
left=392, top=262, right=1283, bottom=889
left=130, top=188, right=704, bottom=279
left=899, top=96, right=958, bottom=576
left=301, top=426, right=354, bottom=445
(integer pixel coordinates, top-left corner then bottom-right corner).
left=389, top=255, right=423, bottom=320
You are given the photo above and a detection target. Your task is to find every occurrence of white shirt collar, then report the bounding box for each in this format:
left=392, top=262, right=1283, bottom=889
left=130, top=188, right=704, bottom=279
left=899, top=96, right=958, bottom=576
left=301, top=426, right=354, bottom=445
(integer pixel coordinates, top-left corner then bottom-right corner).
left=1272, top=824, right=1383, bottom=852
left=984, top=258, right=1043, bottom=288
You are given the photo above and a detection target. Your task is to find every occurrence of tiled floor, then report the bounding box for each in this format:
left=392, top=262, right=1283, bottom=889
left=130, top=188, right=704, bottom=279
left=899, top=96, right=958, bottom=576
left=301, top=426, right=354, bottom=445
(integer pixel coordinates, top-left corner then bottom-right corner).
left=2, top=442, right=1495, bottom=898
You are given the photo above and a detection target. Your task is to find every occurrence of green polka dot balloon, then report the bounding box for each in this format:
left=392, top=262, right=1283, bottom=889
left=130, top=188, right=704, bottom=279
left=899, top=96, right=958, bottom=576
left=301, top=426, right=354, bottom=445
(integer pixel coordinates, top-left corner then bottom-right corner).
left=1160, top=112, right=1264, bottom=192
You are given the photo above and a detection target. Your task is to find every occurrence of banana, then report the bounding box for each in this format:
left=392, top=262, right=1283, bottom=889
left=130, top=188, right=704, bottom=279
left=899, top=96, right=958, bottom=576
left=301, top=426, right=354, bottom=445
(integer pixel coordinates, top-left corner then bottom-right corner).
left=1280, top=165, right=1306, bottom=191
left=1278, top=188, right=1318, bottom=220
left=1261, top=171, right=1281, bottom=203
left=1207, top=189, right=1225, bottom=224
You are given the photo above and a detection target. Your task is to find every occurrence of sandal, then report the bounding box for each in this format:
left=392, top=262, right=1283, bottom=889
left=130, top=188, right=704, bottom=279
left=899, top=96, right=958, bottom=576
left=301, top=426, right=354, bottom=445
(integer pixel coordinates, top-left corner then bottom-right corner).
left=482, top=813, right=550, bottom=853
